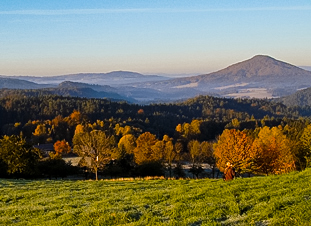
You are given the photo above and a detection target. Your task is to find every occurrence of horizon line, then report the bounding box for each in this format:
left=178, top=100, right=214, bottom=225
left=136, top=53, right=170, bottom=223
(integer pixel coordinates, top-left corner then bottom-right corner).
left=1, top=6, right=311, bottom=16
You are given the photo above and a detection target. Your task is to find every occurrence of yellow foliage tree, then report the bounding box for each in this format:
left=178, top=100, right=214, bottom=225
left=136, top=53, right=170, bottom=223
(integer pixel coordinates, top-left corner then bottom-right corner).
left=118, top=134, right=136, bottom=154
left=300, top=124, right=311, bottom=167
left=33, top=124, right=46, bottom=136
left=133, top=132, right=157, bottom=164
left=74, top=124, right=84, bottom=135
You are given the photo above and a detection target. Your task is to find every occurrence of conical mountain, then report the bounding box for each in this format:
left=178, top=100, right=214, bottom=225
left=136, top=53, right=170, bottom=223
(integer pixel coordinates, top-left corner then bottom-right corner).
left=186, top=55, right=311, bottom=84
left=147, top=55, right=311, bottom=92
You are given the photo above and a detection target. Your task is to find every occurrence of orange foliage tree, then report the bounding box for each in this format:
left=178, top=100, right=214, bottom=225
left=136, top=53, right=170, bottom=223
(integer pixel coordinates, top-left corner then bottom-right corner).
left=53, top=140, right=71, bottom=158
left=66, top=110, right=83, bottom=126
left=213, top=129, right=254, bottom=174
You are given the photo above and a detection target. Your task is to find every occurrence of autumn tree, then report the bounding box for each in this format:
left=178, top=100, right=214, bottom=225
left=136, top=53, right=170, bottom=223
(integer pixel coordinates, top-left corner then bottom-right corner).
left=74, top=124, right=84, bottom=135
left=174, top=141, right=184, bottom=162
left=282, top=120, right=308, bottom=170
left=225, top=118, right=240, bottom=129
left=52, top=140, right=71, bottom=159
left=200, top=141, right=216, bottom=178
left=51, top=115, right=68, bottom=141
left=162, top=135, right=175, bottom=178
left=213, top=129, right=254, bottom=174
left=0, top=135, right=41, bottom=176
left=32, top=124, right=48, bottom=144
left=175, top=120, right=202, bottom=142
left=151, top=140, right=166, bottom=161
left=251, top=126, right=295, bottom=175
left=73, top=130, right=116, bottom=180
left=66, top=110, right=83, bottom=126
left=133, top=132, right=157, bottom=164
left=188, top=140, right=203, bottom=178
left=299, top=124, right=311, bottom=168
left=118, top=134, right=136, bottom=154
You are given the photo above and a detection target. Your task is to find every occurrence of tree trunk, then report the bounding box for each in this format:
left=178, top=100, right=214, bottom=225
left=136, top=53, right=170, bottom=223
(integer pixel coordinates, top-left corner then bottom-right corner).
left=169, top=163, right=172, bottom=178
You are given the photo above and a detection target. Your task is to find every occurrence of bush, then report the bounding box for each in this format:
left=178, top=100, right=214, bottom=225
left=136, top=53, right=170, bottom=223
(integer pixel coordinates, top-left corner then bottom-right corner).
left=134, top=161, right=164, bottom=177
left=38, top=158, right=77, bottom=179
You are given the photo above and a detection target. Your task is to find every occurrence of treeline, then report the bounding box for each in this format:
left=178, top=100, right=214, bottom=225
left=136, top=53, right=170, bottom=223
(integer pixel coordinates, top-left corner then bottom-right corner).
left=0, top=94, right=311, bottom=179
left=1, top=116, right=311, bottom=179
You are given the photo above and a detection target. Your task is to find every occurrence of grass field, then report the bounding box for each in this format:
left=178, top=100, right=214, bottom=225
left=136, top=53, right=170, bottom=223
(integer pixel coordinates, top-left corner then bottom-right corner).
left=1, top=169, right=311, bottom=226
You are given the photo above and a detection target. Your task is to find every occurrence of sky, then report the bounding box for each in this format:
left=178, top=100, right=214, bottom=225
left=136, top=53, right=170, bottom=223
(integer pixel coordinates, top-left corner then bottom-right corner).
left=1, top=0, right=311, bottom=76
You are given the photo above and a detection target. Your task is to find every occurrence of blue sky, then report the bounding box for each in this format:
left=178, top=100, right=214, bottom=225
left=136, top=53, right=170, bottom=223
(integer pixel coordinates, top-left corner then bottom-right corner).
left=1, top=0, right=311, bottom=76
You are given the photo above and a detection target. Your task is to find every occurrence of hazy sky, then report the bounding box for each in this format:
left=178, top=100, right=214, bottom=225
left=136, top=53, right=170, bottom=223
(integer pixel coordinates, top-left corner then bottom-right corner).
left=1, top=0, right=311, bottom=76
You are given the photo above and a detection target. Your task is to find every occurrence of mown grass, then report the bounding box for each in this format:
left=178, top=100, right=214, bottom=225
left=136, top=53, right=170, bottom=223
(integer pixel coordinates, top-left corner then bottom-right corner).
left=1, top=169, right=311, bottom=225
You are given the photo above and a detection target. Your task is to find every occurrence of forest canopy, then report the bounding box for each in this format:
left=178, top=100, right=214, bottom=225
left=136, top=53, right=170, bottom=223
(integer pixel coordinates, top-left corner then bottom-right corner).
left=0, top=94, right=311, bottom=179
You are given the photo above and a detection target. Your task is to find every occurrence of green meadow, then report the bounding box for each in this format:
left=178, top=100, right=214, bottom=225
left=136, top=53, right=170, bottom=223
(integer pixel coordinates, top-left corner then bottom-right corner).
left=1, top=170, right=311, bottom=226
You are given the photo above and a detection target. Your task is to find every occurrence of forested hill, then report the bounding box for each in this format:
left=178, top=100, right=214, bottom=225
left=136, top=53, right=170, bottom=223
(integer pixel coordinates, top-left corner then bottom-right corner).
left=0, top=85, right=135, bottom=103
left=0, top=94, right=310, bottom=138
left=276, top=87, right=311, bottom=107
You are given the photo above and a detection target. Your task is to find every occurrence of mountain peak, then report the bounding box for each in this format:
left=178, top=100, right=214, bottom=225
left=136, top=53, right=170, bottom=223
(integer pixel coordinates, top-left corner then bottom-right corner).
left=216, top=55, right=307, bottom=78
left=249, top=55, right=277, bottom=63
left=251, top=55, right=274, bottom=59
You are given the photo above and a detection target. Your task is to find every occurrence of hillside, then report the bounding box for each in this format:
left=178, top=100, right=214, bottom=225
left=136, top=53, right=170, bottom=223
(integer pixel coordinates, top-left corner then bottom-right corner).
left=0, top=169, right=310, bottom=225
left=0, top=81, right=136, bottom=103
left=0, top=77, right=52, bottom=89
left=277, top=87, right=311, bottom=107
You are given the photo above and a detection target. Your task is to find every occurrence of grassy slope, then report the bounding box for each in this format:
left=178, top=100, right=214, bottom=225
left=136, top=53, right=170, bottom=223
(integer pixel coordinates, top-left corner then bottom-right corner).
left=0, top=169, right=311, bottom=226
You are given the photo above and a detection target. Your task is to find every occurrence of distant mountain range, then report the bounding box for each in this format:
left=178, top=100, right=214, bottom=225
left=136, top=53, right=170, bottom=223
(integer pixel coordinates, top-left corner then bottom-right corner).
left=1, top=55, right=311, bottom=104
left=3, top=71, right=169, bottom=86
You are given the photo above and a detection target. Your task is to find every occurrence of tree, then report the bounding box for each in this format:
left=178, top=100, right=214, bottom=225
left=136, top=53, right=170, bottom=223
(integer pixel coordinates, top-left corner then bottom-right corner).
left=200, top=141, right=216, bottom=178
left=282, top=120, right=308, bottom=170
left=213, top=129, right=253, bottom=174
left=32, top=124, right=48, bottom=143
left=51, top=115, right=69, bottom=141
left=188, top=140, right=204, bottom=178
left=66, top=110, right=83, bottom=126
left=151, top=140, right=166, bottom=161
left=33, top=124, right=47, bottom=136
left=251, top=126, right=295, bottom=175
left=162, top=135, right=175, bottom=178
left=74, top=124, right=84, bottom=135
left=118, top=134, right=136, bottom=154
left=299, top=124, right=311, bottom=168
left=0, top=135, right=41, bottom=176
left=53, top=140, right=71, bottom=159
left=133, top=132, right=157, bottom=164
left=73, top=130, right=115, bottom=180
